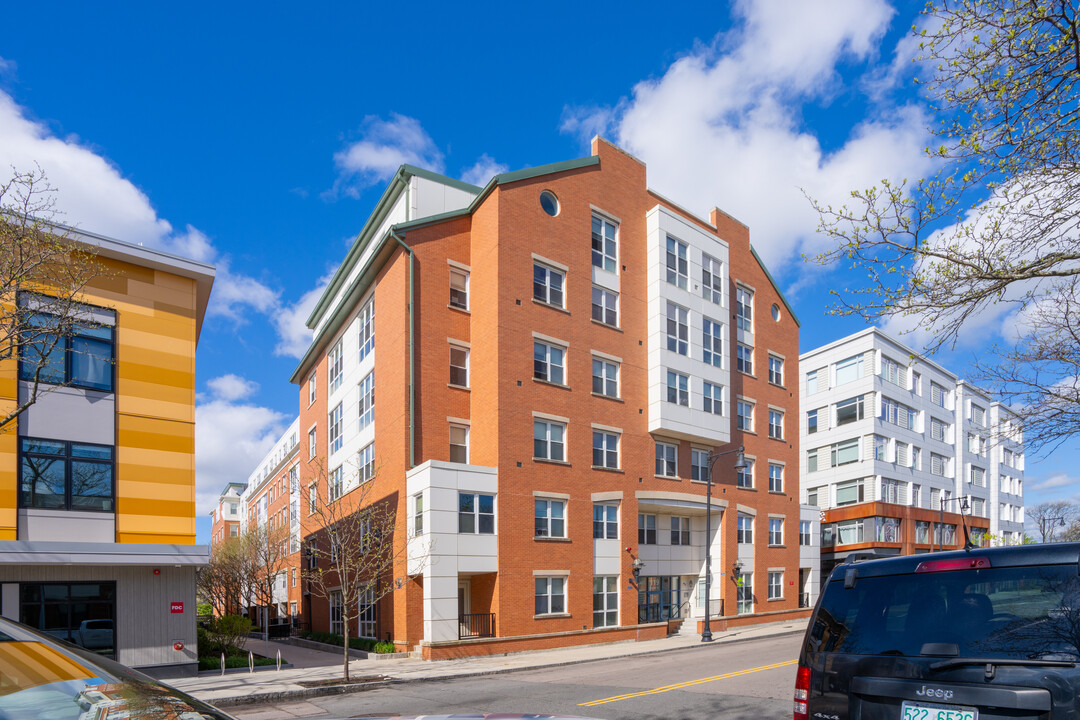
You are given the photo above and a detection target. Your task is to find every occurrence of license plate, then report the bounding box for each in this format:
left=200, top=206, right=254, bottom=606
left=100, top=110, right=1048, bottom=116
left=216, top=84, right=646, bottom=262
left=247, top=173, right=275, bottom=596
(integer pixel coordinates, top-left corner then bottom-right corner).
left=901, top=701, right=978, bottom=720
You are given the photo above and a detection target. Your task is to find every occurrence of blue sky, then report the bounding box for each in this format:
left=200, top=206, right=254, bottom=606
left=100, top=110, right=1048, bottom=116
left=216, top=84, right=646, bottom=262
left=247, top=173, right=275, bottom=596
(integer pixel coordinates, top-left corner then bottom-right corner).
left=2, top=0, right=1073, bottom=544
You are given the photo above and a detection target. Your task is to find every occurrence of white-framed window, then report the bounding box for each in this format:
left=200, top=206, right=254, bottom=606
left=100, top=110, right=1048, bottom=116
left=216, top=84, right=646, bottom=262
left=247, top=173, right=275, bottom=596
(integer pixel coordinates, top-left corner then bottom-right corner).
left=737, top=400, right=754, bottom=431
left=329, top=590, right=343, bottom=635
left=807, top=408, right=819, bottom=434
left=666, top=370, right=689, bottom=406
left=665, top=234, right=689, bottom=289
left=911, top=371, right=921, bottom=394
left=768, top=463, right=783, bottom=493
left=968, top=433, right=984, bottom=455
left=308, top=483, right=317, bottom=514
left=638, top=513, right=657, bottom=544
left=449, top=268, right=469, bottom=310
left=666, top=302, right=689, bottom=355
left=358, top=371, right=375, bottom=431
left=881, top=356, right=906, bottom=386
left=702, top=317, right=724, bottom=367
left=534, top=419, right=566, bottom=461
left=692, top=448, right=710, bottom=482
left=308, top=372, right=317, bottom=405
left=592, top=286, right=618, bottom=326
left=459, top=492, right=495, bottom=534
left=449, top=423, right=469, bottom=463
left=329, top=403, right=343, bottom=454
left=328, top=340, right=343, bottom=393
left=836, top=395, right=864, bottom=426
left=970, top=403, right=986, bottom=427
left=592, top=214, right=617, bottom=272
left=806, top=369, right=820, bottom=394
left=358, top=442, right=375, bottom=482
left=592, top=357, right=619, bottom=397
left=972, top=497, right=986, bottom=517
left=701, top=253, right=723, bottom=304
left=535, top=498, right=566, bottom=538
left=358, top=298, right=375, bottom=361
left=737, top=457, right=755, bottom=488
left=970, top=465, right=985, bottom=487
left=534, top=340, right=566, bottom=385
left=308, top=427, right=317, bottom=460
left=881, top=478, right=903, bottom=503
left=768, top=409, right=784, bottom=440
left=736, top=287, right=753, bottom=331
left=671, top=516, right=690, bottom=545
left=449, top=345, right=469, bottom=388
left=292, top=569, right=297, bottom=588
left=358, top=587, right=376, bottom=639
left=836, top=478, right=865, bottom=505
left=931, top=382, right=947, bottom=407
left=931, top=452, right=947, bottom=476
left=881, top=396, right=915, bottom=430
left=768, top=355, right=784, bottom=386
left=655, top=441, right=678, bottom=477
left=832, top=438, right=860, bottom=466
left=328, top=465, right=343, bottom=502
left=799, top=521, right=812, bottom=546
left=737, top=573, right=753, bottom=614
left=535, top=576, right=566, bottom=615
left=768, top=518, right=786, bottom=546
left=737, top=514, right=753, bottom=543
left=736, top=343, right=753, bottom=374
left=593, top=503, right=618, bottom=539
left=592, top=430, right=619, bottom=469
left=874, top=435, right=888, bottom=461
left=593, top=576, right=618, bottom=627
left=912, top=483, right=922, bottom=508
left=413, top=493, right=424, bottom=536
left=533, top=262, right=565, bottom=308
left=703, top=382, right=724, bottom=415
left=931, top=417, right=949, bottom=442
left=835, top=354, right=864, bottom=385
left=768, top=571, right=782, bottom=600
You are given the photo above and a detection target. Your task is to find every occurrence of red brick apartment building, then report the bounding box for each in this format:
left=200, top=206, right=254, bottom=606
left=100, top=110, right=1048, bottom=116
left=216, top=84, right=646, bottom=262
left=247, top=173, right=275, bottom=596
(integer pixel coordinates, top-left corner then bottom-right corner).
left=287, top=138, right=808, bottom=658
left=209, top=482, right=245, bottom=549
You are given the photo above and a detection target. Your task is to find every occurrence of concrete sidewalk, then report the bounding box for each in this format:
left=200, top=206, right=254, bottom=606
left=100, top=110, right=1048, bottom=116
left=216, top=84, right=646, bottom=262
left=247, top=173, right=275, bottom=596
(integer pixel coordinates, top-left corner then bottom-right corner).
left=169, top=619, right=808, bottom=708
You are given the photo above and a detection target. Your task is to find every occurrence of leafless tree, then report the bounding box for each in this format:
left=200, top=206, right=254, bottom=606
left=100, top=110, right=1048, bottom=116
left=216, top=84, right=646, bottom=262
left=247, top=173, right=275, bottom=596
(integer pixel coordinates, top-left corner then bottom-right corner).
left=1, top=166, right=108, bottom=433
left=1028, top=501, right=1079, bottom=543
left=808, top=1, right=1080, bottom=453
left=246, top=521, right=291, bottom=641
left=198, top=535, right=249, bottom=617
left=300, top=460, right=417, bottom=681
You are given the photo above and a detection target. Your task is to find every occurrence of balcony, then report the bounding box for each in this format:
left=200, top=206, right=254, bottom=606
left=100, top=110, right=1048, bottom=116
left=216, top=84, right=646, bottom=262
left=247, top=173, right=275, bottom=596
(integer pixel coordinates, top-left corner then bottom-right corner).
left=459, top=613, right=495, bottom=640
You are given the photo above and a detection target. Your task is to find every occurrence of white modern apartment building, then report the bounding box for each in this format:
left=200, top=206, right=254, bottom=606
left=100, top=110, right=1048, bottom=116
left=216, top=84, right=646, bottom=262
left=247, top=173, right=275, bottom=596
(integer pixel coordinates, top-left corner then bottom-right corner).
left=800, top=329, right=1025, bottom=570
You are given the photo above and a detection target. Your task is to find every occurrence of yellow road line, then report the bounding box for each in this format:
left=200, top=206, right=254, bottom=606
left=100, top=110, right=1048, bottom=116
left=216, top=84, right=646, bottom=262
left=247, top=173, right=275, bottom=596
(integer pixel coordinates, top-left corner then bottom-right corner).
left=578, top=658, right=798, bottom=707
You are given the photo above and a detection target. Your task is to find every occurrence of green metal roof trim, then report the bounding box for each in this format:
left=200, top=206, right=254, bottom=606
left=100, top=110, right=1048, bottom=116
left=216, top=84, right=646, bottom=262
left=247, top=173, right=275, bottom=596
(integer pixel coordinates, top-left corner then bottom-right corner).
left=392, top=207, right=472, bottom=232
left=749, top=244, right=800, bottom=327
left=494, top=155, right=598, bottom=185
left=305, top=166, right=483, bottom=330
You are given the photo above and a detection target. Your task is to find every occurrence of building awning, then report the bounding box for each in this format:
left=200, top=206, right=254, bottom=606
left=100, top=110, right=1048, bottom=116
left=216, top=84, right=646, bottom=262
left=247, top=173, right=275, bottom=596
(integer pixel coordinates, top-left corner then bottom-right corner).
left=0, top=541, right=209, bottom=566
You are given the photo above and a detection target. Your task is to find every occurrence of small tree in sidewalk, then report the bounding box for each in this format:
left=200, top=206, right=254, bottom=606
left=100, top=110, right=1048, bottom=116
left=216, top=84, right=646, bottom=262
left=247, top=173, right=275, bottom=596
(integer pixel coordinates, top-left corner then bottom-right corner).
left=300, top=460, right=417, bottom=681
left=246, top=521, right=292, bottom=641
left=198, top=535, right=249, bottom=617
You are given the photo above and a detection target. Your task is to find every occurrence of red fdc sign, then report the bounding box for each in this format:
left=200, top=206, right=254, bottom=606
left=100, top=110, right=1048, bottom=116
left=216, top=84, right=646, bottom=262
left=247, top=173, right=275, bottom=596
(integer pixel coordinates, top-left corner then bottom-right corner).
left=170, top=602, right=184, bottom=614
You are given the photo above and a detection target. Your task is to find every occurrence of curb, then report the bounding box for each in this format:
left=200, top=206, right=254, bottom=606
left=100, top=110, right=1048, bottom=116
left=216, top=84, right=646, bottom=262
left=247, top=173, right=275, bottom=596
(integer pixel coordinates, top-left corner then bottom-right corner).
left=204, top=625, right=807, bottom=708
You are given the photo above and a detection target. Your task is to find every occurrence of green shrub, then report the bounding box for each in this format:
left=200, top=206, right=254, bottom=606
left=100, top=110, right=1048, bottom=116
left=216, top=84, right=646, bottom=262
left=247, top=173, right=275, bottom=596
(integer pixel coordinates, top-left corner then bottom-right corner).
left=373, top=641, right=397, bottom=654
left=303, top=631, right=382, bottom=652
left=196, top=602, right=213, bottom=616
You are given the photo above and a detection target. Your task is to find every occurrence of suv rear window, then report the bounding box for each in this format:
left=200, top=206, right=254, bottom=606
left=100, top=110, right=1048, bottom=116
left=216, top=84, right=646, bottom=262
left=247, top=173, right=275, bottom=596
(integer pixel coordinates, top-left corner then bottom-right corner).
left=811, top=563, right=1080, bottom=660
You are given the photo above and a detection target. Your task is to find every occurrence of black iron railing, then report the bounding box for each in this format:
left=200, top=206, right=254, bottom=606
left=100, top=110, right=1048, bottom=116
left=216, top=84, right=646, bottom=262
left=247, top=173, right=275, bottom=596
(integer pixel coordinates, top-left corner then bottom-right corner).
left=799, top=592, right=811, bottom=608
left=459, top=613, right=496, bottom=639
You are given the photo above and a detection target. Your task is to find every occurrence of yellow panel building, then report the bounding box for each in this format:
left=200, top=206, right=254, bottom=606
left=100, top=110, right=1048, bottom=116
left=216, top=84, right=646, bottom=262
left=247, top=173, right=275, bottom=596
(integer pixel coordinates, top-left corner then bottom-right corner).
left=0, top=225, right=213, bottom=678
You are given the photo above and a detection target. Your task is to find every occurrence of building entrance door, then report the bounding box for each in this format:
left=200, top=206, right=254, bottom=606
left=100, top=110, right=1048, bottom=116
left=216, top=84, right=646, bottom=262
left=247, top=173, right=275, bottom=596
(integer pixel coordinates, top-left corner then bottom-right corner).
left=638, top=576, right=681, bottom=623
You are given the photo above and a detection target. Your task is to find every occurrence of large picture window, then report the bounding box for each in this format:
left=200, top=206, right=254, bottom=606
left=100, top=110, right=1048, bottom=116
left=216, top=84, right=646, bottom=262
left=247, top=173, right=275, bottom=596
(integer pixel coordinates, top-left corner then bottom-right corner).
left=20, top=312, right=114, bottom=392
left=20, top=438, right=114, bottom=511
left=20, top=582, right=116, bottom=658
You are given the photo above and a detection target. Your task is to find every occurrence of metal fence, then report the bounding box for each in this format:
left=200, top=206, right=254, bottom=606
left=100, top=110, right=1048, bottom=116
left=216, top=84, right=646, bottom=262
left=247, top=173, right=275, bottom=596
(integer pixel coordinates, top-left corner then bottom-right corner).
left=459, top=613, right=496, bottom=639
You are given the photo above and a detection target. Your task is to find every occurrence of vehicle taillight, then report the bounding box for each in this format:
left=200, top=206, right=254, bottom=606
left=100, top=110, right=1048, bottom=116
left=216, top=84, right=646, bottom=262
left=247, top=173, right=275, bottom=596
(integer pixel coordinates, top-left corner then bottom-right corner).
left=794, top=664, right=811, bottom=720
left=915, top=557, right=991, bottom=573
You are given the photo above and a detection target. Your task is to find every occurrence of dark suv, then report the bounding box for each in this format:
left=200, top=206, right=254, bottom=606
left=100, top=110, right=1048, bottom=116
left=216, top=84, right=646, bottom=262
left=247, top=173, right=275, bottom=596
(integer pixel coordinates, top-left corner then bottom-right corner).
left=796, top=543, right=1080, bottom=720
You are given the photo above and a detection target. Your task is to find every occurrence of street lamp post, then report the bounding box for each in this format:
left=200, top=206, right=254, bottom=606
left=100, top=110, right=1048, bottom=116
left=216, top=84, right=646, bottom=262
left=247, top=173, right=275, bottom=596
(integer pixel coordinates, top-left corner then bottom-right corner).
left=702, top=446, right=747, bottom=642
left=937, top=495, right=970, bottom=551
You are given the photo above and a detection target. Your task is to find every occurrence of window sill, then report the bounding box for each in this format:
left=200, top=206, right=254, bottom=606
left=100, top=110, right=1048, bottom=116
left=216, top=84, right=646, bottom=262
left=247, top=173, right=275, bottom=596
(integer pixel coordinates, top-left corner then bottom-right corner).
left=768, top=544, right=786, bottom=549
left=591, top=392, right=624, bottom=403
left=534, top=536, right=572, bottom=542
left=737, top=429, right=757, bottom=436
left=534, top=458, right=571, bottom=466
left=532, top=298, right=570, bottom=315
left=448, top=304, right=470, bottom=314
left=590, top=319, right=622, bottom=332
left=768, top=435, right=785, bottom=442
left=768, top=491, right=786, bottom=496
left=737, top=486, right=756, bottom=492
left=448, top=383, right=470, bottom=391
left=768, top=382, right=786, bottom=390
left=533, top=378, right=571, bottom=391
left=534, top=612, right=571, bottom=619
left=591, top=466, right=624, bottom=474
left=767, top=597, right=784, bottom=603
left=655, top=474, right=680, bottom=481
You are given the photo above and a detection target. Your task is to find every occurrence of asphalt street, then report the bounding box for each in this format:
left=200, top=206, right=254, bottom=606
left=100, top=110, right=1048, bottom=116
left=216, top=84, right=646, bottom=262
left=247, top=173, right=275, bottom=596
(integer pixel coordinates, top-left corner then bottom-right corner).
left=229, top=633, right=802, bottom=720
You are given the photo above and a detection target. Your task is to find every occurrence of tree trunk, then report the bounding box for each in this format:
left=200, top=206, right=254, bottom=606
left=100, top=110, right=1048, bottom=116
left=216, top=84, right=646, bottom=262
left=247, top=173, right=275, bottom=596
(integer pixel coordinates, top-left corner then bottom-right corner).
left=343, top=618, right=350, bottom=681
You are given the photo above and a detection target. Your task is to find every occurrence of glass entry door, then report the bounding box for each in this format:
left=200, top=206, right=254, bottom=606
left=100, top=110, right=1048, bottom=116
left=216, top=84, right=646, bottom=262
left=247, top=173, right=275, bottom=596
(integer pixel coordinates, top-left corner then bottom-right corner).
left=638, top=576, right=682, bottom=623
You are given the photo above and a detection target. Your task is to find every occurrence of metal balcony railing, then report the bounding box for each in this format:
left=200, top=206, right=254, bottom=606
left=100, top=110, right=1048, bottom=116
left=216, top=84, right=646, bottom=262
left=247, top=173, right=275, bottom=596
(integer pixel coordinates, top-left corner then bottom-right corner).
left=459, top=613, right=496, bottom=639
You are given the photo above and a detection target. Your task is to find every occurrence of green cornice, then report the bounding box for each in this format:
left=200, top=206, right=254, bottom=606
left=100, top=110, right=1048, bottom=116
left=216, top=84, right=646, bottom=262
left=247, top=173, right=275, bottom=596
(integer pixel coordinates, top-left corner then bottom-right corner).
left=393, top=207, right=472, bottom=232
left=494, top=156, right=599, bottom=185
left=749, top=244, right=800, bottom=327
left=401, top=164, right=483, bottom=194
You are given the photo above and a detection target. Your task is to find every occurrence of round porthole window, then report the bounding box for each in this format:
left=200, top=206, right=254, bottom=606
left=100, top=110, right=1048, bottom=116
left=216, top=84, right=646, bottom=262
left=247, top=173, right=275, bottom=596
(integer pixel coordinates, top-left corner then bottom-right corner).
left=771, top=303, right=782, bottom=322
left=539, top=190, right=560, bottom=217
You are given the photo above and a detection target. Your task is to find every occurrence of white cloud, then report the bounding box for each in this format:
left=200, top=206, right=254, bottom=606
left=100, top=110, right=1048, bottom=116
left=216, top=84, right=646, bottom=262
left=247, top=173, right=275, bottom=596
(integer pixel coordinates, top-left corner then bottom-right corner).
left=1030, top=473, right=1078, bottom=492
left=273, top=274, right=332, bottom=359
left=205, top=373, right=260, bottom=402
left=195, top=397, right=288, bottom=516
left=460, top=154, right=508, bottom=187
left=562, top=0, right=935, bottom=274
left=330, top=114, right=444, bottom=198
left=0, top=89, right=278, bottom=325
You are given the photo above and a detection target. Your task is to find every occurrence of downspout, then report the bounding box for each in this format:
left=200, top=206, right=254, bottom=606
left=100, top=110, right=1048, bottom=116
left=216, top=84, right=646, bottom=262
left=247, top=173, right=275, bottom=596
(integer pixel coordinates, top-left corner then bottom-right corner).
left=389, top=229, right=416, bottom=469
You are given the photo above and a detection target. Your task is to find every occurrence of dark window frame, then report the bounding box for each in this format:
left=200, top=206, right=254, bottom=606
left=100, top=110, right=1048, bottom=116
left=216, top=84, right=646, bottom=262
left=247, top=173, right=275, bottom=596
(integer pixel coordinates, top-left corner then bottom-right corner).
left=17, top=301, right=116, bottom=393
left=19, top=437, right=115, bottom=512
